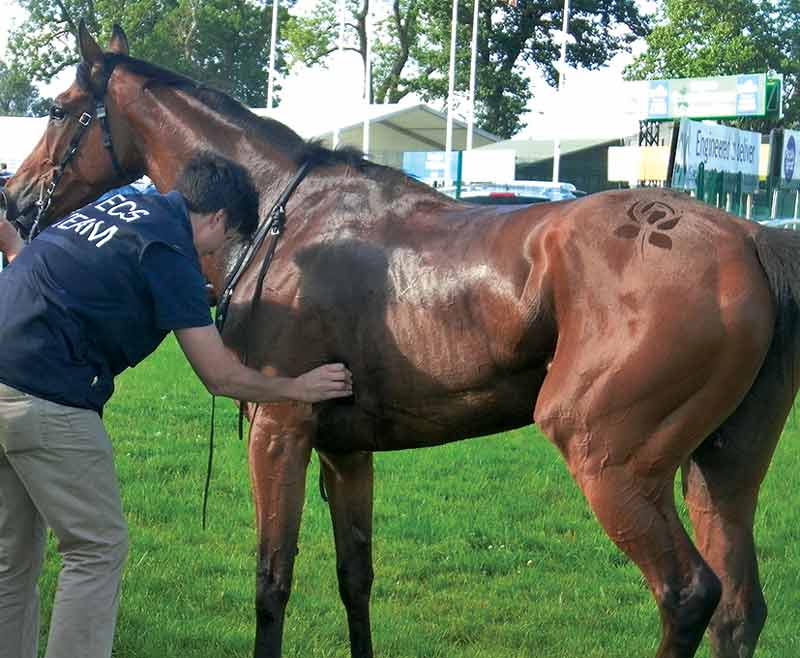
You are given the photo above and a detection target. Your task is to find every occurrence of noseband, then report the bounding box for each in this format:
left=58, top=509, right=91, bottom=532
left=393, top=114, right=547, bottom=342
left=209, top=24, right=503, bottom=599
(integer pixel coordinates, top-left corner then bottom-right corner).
left=21, top=59, right=127, bottom=241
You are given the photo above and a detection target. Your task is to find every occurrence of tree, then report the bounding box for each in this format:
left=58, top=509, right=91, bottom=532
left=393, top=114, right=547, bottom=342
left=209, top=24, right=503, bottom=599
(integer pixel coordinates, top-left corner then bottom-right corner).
left=625, top=0, right=800, bottom=129
left=0, top=59, right=52, bottom=116
left=284, top=0, right=650, bottom=138
left=7, top=0, right=294, bottom=107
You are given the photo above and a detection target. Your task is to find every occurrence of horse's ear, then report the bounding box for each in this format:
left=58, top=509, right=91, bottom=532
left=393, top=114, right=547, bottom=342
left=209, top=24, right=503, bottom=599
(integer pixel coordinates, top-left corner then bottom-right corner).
left=78, top=19, right=103, bottom=64
left=108, top=23, right=129, bottom=56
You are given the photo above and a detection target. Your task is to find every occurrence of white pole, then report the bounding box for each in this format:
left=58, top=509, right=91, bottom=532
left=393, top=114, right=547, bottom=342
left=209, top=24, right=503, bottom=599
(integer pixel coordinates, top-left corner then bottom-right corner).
left=333, top=0, right=346, bottom=148
left=552, top=0, right=570, bottom=183
left=466, top=0, right=480, bottom=151
left=445, top=0, right=459, bottom=187
left=362, top=3, right=372, bottom=156
left=267, top=0, right=279, bottom=110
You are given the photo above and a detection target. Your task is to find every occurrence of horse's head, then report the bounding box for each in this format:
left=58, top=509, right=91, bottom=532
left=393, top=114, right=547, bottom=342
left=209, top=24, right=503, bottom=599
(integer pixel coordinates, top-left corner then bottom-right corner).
left=1, top=21, right=144, bottom=239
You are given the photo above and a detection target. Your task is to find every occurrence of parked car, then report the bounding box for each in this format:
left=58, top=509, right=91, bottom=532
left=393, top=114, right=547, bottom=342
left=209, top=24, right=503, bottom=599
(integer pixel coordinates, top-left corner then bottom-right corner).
left=759, top=218, right=800, bottom=230
left=443, top=181, right=584, bottom=205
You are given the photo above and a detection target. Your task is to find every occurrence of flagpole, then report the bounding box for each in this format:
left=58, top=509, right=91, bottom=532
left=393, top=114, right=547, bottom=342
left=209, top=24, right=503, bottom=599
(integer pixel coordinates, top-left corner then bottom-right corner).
left=445, top=0, right=459, bottom=187
left=267, top=0, right=279, bottom=111
left=362, top=3, right=372, bottom=156
left=333, top=0, right=346, bottom=148
left=467, top=0, right=480, bottom=151
left=552, top=0, right=570, bottom=183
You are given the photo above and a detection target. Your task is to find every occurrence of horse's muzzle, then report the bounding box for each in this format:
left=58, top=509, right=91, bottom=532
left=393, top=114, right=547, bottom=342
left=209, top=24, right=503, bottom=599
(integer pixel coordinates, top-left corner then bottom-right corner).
left=0, top=189, right=35, bottom=240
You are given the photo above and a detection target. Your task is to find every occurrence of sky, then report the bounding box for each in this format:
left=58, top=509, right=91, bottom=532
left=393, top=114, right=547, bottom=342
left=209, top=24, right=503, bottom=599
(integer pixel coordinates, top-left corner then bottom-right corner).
left=0, top=0, right=659, bottom=139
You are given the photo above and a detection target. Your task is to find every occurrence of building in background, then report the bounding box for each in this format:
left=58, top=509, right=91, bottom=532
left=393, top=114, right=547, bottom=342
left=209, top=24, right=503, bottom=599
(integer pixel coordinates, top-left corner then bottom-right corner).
left=477, top=137, right=629, bottom=194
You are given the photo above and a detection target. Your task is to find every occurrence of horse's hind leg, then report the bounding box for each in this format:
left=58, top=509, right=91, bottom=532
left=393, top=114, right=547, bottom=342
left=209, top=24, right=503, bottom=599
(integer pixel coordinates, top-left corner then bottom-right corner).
left=541, top=425, right=722, bottom=658
left=248, top=405, right=314, bottom=658
left=534, top=321, right=770, bottom=656
left=682, top=352, right=795, bottom=658
left=319, top=450, right=375, bottom=658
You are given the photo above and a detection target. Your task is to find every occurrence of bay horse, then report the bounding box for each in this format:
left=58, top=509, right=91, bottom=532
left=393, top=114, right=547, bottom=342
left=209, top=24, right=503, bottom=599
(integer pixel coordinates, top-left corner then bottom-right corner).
left=2, top=22, right=799, bottom=658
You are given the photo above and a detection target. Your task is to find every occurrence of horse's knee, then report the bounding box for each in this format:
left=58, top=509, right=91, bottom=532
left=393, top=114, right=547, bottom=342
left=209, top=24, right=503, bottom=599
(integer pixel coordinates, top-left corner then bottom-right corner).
left=336, top=559, right=373, bottom=612
left=658, top=565, right=722, bottom=654
left=255, top=567, right=292, bottom=624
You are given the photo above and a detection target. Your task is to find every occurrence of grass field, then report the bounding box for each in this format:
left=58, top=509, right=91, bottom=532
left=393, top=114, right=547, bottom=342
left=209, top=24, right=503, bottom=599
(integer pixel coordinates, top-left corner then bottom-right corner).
left=34, top=335, right=800, bottom=658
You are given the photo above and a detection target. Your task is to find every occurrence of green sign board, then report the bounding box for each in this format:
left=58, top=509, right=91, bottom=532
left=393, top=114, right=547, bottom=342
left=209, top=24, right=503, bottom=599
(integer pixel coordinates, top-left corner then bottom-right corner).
left=645, top=74, right=767, bottom=121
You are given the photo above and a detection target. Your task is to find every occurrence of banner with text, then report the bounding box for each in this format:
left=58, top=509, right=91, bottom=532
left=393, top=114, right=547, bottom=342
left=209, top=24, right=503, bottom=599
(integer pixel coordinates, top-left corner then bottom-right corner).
left=671, top=118, right=761, bottom=194
left=780, top=129, right=800, bottom=188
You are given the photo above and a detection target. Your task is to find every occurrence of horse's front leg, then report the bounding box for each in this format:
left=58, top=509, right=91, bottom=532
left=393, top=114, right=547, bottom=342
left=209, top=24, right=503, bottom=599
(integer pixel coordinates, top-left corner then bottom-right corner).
left=248, top=403, right=314, bottom=658
left=319, top=450, right=374, bottom=658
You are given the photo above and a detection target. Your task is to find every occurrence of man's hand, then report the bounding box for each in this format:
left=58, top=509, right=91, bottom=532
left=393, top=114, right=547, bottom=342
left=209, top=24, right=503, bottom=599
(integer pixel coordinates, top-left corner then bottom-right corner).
left=0, top=215, right=23, bottom=262
left=176, top=324, right=354, bottom=403
left=289, top=363, right=353, bottom=403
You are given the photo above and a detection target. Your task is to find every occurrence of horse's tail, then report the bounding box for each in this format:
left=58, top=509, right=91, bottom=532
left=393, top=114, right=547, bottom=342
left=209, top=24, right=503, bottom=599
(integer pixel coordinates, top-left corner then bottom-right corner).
left=696, top=226, right=800, bottom=458
left=753, top=226, right=800, bottom=366
left=732, top=225, right=800, bottom=432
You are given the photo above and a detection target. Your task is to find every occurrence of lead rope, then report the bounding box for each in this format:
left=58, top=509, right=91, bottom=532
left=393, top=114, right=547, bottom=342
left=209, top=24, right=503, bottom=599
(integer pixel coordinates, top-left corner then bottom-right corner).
left=201, top=161, right=312, bottom=528
left=202, top=396, right=216, bottom=530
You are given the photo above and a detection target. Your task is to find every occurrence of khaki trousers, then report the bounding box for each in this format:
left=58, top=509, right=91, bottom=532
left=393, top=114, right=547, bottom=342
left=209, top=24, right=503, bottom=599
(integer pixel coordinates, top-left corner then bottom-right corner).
left=0, top=383, right=128, bottom=658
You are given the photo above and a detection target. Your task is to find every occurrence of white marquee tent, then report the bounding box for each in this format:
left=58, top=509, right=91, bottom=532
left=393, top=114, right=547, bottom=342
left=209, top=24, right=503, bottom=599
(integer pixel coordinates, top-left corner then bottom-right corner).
left=0, top=116, right=48, bottom=171
left=1, top=102, right=502, bottom=174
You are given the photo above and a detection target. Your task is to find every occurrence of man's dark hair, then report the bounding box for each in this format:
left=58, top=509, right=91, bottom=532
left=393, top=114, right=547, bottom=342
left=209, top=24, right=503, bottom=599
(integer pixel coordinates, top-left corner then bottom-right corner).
left=174, top=153, right=259, bottom=237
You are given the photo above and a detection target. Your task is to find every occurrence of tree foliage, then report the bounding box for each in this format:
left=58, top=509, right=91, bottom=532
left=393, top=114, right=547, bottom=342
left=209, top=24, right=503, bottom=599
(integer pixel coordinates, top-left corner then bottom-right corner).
left=625, top=0, right=800, bottom=129
left=285, top=0, right=649, bottom=139
left=7, top=0, right=294, bottom=107
left=0, top=59, right=51, bottom=116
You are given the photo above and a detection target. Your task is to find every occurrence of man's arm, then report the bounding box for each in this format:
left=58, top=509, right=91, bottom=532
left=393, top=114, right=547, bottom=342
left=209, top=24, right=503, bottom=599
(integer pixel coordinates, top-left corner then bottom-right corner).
left=175, top=324, right=352, bottom=403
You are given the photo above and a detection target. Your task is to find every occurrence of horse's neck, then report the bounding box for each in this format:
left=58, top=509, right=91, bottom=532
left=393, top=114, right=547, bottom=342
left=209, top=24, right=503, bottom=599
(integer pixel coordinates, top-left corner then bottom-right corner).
left=128, top=88, right=295, bottom=193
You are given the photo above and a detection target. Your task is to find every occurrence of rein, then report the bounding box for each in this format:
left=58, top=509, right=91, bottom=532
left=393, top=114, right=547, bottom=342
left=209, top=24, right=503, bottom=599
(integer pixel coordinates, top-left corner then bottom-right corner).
left=202, top=160, right=313, bottom=529
left=25, top=60, right=127, bottom=241
left=214, top=159, right=313, bottom=333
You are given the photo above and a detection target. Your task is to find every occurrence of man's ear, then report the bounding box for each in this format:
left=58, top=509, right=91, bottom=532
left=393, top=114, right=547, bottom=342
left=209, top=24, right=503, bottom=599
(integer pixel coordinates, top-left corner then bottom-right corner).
left=213, top=209, right=227, bottom=231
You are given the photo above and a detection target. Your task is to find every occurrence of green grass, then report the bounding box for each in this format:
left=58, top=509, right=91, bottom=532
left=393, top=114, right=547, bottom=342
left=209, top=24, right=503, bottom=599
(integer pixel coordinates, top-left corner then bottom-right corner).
left=34, top=336, right=800, bottom=657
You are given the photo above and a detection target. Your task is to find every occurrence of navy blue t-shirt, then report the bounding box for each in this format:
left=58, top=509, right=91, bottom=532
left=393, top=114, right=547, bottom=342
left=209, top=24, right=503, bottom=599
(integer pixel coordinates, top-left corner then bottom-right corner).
left=0, top=191, right=212, bottom=412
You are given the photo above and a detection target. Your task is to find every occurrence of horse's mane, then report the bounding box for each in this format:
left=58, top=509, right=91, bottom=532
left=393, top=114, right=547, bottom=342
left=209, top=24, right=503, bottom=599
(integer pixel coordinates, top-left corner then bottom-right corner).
left=77, top=54, right=369, bottom=170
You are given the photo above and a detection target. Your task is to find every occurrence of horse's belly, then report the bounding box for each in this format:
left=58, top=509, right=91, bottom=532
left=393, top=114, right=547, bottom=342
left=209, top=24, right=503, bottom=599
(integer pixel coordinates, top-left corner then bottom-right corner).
left=313, top=365, right=548, bottom=452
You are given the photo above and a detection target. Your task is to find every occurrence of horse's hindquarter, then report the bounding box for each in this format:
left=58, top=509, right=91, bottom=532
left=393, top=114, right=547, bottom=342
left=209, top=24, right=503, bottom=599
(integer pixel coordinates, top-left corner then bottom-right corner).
left=228, top=198, right=560, bottom=452
left=534, top=189, right=774, bottom=465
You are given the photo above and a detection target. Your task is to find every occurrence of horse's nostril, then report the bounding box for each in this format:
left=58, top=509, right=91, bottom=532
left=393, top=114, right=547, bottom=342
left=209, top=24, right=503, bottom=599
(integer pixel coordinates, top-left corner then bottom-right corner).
left=0, top=189, right=20, bottom=222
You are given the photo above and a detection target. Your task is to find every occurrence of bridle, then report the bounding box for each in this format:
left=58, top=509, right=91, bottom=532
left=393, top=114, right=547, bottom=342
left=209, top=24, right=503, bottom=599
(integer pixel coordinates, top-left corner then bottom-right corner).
left=19, top=58, right=127, bottom=242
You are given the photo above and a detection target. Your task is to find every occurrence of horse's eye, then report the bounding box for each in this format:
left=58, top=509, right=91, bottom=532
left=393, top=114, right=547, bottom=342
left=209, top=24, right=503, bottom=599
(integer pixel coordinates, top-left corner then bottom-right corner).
left=49, top=106, right=65, bottom=121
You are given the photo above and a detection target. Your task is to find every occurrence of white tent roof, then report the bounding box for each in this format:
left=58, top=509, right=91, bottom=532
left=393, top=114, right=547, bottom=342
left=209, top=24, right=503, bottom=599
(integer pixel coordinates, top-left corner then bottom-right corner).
left=0, top=116, right=48, bottom=171
left=1, top=101, right=502, bottom=172
left=252, top=102, right=502, bottom=153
